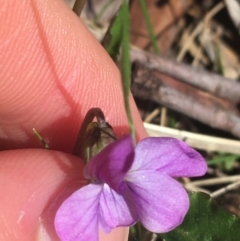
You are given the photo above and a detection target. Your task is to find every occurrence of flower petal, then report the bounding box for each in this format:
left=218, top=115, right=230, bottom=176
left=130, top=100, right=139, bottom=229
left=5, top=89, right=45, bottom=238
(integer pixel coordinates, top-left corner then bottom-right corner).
left=126, top=170, right=189, bottom=233
left=84, top=135, right=135, bottom=193
left=55, top=184, right=102, bottom=241
left=131, top=137, right=207, bottom=177
left=98, top=183, right=138, bottom=233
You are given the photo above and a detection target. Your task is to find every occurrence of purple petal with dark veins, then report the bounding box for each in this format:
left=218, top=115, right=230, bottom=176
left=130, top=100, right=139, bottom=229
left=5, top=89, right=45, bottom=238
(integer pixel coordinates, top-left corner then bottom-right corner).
left=125, top=170, right=189, bottom=233
left=84, top=135, right=135, bottom=193
left=55, top=184, right=102, bottom=241
left=98, top=183, right=138, bottom=233
left=130, top=137, right=207, bottom=177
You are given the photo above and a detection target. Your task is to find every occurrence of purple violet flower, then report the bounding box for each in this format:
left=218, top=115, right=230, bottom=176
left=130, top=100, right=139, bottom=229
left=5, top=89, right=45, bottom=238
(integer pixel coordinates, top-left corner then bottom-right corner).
left=55, top=135, right=207, bottom=241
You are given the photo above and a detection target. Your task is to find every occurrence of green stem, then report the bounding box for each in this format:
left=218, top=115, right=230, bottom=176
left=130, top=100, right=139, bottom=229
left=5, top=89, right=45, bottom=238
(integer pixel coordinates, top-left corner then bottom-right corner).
left=138, top=0, right=160, bottom=54
left=121, top=0, right=136, bottom=142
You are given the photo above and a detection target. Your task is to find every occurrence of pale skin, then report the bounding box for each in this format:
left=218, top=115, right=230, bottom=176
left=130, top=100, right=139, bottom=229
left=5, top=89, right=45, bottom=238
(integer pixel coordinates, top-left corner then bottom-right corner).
left=0, top=0, right=146, bottom=240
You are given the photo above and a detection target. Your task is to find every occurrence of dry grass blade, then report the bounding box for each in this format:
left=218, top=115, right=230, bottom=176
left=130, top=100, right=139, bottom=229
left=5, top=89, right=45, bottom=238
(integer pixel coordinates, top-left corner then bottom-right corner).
left=144, top=122, right=240, bottom=154
left=177, top=2, right=225, bottom=62
left=211, top=180, right=240, bottom=198
left=186, top=175, right=240, bottom=187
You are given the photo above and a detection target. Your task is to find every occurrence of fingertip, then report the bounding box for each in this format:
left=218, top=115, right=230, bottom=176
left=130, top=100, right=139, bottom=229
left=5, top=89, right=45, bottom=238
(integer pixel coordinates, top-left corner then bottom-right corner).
left=0, top=149, right=129, bottom=241
left=0, top=149, right=85, bottom=240
left=1, top=0, right=146, bottom=152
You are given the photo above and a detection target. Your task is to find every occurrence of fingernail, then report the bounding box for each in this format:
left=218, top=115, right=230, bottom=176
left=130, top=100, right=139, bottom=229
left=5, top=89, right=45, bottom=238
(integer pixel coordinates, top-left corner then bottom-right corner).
left=36, top=217, right=53, bottom=241
left=36, top=180, right=86, bottom=241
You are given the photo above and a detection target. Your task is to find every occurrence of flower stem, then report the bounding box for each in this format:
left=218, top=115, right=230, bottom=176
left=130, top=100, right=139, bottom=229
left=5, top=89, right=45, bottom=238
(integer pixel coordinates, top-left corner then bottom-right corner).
left=72, top=108, right=116, bottom=162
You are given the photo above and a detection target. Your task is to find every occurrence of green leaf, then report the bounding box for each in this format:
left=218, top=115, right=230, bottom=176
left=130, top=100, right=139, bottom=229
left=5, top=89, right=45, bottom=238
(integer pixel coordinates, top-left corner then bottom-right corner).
left=101, top=4, right=125, bottom=61
left=162, top=192, right=240, bottom=241
left=120, top=1, right=135, bottom=141
left=214, top=41, right=224, bottom=76
left=102, top=1, right=135, bottom=141
left=138, top=0, right=160, bottom=54
left=208, top=153, right=240, bottom=171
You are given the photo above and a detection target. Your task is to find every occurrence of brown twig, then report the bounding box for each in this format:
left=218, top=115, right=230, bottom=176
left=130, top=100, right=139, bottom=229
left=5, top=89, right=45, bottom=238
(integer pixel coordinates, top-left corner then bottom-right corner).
left=131, top=62, right=240, bottom=138
left=131, top=47, right=240, bottom=103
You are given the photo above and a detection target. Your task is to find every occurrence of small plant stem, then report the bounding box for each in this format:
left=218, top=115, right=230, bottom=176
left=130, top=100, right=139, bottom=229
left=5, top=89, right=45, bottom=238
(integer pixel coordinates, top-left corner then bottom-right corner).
left=73, top=0, right=86, bottom=16
left=121, top=0, right=135, bottom=142
left=33, top=128, right=50, bottom=149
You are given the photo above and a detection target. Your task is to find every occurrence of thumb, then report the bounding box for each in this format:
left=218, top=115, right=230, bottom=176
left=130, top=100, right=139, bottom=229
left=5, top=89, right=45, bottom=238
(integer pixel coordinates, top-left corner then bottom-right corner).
left=0, top=149, right=129, bottom=241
